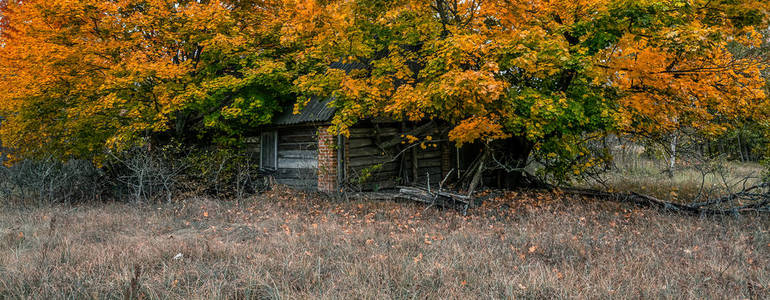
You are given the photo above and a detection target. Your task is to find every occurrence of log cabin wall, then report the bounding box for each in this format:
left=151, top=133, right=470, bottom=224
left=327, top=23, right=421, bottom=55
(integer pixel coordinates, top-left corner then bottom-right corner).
left=247, top=122, right=453, bottom=192
left=243, top=136, right=261, bottom=161
left=345, top=122, right=448, bottom=191
left=247, top=126, right=319, bottom=190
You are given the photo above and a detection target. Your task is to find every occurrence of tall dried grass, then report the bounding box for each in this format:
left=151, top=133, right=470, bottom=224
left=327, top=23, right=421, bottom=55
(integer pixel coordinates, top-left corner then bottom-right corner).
left=1, top=188, right=768, bottom=299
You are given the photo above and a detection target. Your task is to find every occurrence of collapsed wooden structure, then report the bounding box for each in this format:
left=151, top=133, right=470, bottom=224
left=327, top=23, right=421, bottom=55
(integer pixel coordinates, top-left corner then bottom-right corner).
left=246, top=109, right=472, bottom=193
left=244, top=63, right=483, bottom=193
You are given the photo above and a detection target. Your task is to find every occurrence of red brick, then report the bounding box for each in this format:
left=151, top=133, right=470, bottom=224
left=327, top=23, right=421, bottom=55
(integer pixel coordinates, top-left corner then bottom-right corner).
left=317, top=126, right=338, bottom=192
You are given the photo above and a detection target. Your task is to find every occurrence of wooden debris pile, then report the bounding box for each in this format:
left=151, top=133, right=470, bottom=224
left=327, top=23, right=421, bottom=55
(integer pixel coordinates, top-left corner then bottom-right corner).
left=395, top=169, right=474, bottom=214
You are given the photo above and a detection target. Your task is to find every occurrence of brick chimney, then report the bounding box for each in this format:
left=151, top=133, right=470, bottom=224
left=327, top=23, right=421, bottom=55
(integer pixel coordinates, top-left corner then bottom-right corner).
left=317, top=126, right=338, bottom=192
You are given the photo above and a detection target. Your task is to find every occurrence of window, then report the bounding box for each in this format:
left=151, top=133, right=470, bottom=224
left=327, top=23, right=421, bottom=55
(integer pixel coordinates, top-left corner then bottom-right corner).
left=260, top=131, right=277, bottom=170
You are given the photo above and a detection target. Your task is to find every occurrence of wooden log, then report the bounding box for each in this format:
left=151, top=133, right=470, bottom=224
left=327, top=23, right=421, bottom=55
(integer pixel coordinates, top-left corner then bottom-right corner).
left=348, top=138, right=374, bottom=149
left=349, top=127, right=399, bottom=136
left=378, top=122, right=437, bottom=149
left=278, top=150, right=317, bottom=159
left=278, top=142, right=317, bottom=151
left=348, top=147, right=389, bottom=158
left=396, top=186, right=470, bottom=207
left=348, top=156, right=396, bottom=168
left=278, top=157, right=318, bottom=169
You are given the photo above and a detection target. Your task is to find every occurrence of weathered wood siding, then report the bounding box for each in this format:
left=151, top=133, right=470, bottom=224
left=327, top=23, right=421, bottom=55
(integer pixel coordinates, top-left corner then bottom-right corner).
left=246, top=127, right=318, bottom=190
left=247, top=122, right=452, bottom=192
left=275, top=127, right=318, bottom=189
left=243, top=136, right=261, bottom=162
left=346, top=122, right=446, bottom=191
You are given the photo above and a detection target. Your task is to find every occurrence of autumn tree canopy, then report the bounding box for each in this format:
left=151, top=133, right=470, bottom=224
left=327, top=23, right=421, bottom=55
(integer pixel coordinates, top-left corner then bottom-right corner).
left=1, top=0, right=769, bottom=177
left=289, top=0, right=770, bottom=175
left=0, top=0, right=299, bottom=160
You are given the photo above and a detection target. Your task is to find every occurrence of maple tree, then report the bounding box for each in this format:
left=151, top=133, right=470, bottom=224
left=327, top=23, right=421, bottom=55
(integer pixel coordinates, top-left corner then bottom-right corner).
left=0, top=0, right=297, bottom=161
left=0, top=0, right=768, bottom=182
left=290, top=0, right=770, bottom=180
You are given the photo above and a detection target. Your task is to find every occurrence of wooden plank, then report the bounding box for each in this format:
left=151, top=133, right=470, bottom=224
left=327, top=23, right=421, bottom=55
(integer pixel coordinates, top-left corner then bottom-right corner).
left=379, top=122, right=437, bottom=149
left=350, top=126, right=399, bottom=136
left=416, top=150, right=442, bottom=159
left=348, top=156, right=395, bottom=168
left=244, top=147, right=261, bottom=154
left=243, top=137, right=261, bottom=144
left=417, top=159, right=443, bottom=168
left=373, top=127, right=400, bottom=136
left=371, top=171, right=400, bottom=180
left=348, top=147, right=389, bottom=158
left=278, top=157, right=318, bottom=169
left=416, top=166, right=443, bottom=174
left=278, top=128, right=317, bottom=141
left=414, top=168, right=443, bottom=183
left=350, top=161, right=399, bottom=173
left=349, top=128, right=373, bottom=136
left=348, top=138, right=374, bottom=149
left=276, top=168, right=318, bottom=179
left=279, top=134, right=316, bottom=144
left=278, top=150, right=317, bottom=159
left=278, top=142, right=317, bottom=151
left=349, top=167, right=400, bottom=178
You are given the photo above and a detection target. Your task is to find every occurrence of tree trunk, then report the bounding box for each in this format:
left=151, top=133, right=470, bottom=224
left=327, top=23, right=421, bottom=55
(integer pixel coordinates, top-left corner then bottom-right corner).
left=737, top=130, right=745, bottom=162
left=668, top=132, right=677, bottom=177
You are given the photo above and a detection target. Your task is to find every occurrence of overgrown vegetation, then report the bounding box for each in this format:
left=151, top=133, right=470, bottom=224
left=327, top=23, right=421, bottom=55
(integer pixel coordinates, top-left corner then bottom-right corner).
left=1, top=1, right=769, bottom=185
left=1, top=145, right=267, bottom=205
left=0, top=1, right=768, bottom=297
left=577, top=135, right=767, bottom=204
left=0, top=158, right=106, bottom=205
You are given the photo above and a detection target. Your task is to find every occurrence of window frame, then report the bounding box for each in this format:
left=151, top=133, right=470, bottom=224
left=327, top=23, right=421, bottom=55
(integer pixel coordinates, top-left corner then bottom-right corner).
left=260, top=131, right=278, bottom=171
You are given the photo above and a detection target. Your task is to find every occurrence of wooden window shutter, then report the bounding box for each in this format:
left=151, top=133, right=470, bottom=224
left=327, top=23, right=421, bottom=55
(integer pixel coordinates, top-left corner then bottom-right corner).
left=260, top=131, right=278, bottom=170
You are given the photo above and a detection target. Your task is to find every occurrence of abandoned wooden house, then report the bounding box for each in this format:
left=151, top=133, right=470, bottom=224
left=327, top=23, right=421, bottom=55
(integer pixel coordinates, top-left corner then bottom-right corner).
left=247, top=95, right=469, bottom=192
left=246, top=62, right=489, bottom=193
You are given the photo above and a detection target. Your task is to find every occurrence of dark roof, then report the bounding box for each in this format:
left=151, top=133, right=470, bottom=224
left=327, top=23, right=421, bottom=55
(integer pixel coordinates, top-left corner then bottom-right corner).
left=272, top=96, right=337, bottom=125
left=271, top=61, right=368, bottom=126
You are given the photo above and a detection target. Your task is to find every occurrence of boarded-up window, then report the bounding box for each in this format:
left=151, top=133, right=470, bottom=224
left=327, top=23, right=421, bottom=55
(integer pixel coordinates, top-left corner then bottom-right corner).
left=260, top=131, right=277, bottom=170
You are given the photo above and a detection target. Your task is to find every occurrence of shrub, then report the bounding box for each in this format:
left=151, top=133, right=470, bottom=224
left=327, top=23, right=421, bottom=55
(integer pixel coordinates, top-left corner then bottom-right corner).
left=180, top=147, right=266, bottom=199
left=103, top=143, right=267, bottom=203
left=0, top=157, right=106, bottom=205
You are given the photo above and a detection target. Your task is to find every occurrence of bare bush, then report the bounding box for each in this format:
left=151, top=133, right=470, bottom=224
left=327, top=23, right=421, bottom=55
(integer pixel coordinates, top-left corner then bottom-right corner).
left=105, top=145, right=267, bottom=203
left=579, top=133, right=765, bottom=204
left=0, top=157, right=105, bottom=205
left=107, top=146, right=187, bottom=203
left=179, top=147, right=267, bottom=200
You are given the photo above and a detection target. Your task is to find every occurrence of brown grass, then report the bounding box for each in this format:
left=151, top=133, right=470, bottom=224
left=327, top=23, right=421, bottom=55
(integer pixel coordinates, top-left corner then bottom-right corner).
left=1, top=187, right=769, bottom=299
left=585, top=158, right=765, bottom=204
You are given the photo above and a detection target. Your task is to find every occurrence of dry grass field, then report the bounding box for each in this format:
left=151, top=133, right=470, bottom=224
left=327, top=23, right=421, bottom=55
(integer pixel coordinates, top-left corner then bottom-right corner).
left=1, top=187, right=769, bottom=299
left=583, top=157, right=766, bottom=205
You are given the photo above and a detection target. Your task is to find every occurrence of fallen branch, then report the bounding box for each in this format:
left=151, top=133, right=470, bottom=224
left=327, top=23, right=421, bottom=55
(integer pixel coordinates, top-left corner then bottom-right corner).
left=688, top=182, right=769, bottom=208
left=396, top=185, right=470, bottom=213
left=561, top=183, right=770, bottom=216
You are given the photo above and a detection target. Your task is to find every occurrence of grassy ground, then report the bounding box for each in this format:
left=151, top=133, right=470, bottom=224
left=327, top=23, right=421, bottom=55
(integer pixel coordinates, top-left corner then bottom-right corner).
left=583, top=156, right=766, bottom=205
left=1, top=187, right=768, bottom=299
